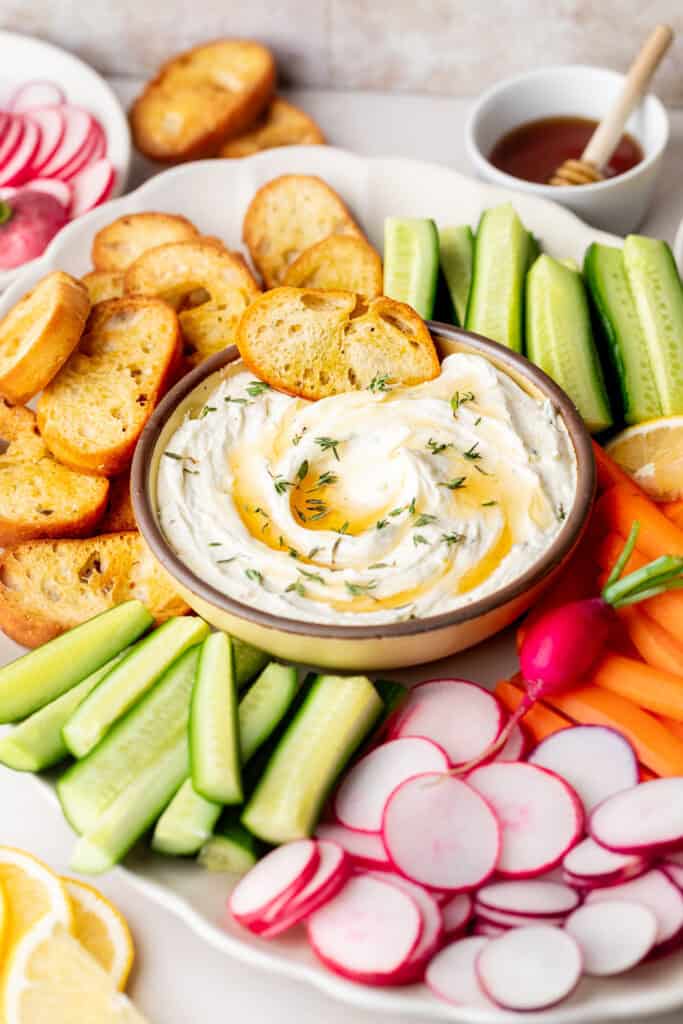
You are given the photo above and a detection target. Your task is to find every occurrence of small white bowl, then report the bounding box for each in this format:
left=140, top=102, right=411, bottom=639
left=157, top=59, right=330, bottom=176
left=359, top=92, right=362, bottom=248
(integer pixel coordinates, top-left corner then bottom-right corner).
left=466, top=64, right=669, bottom=236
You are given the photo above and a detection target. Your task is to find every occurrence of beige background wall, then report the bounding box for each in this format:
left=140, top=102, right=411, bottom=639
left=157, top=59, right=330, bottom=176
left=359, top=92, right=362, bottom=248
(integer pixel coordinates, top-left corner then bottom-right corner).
left=2, top=0, right=682, bottom=103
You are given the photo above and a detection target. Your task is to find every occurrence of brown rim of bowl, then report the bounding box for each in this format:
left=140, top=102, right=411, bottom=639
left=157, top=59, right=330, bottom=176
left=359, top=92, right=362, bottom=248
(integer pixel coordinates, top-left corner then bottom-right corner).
left=131, top=322, right=595, bottom=640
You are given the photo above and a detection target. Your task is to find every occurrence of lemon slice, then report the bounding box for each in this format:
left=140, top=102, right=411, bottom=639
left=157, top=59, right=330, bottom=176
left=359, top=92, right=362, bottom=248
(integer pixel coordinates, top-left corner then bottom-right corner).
left=63, top=879, right=134, bottom=991
left=606, top=416, right=683, bottom=501
left=3, top=917, right=147, bottom=1024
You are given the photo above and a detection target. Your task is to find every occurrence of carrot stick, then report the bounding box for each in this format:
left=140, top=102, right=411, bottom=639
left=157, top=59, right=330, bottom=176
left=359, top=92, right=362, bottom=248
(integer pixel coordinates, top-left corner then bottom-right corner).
left=598, top=533, right=683, bottom=639
left=591, top=652, right=683, bottom=720
left=617, top=606, right=683, bottom=677
left=597, top=484, right=683, bottom=559
left=662, top=500, right=683, bottom=531
left=641, top=766, right=657, bottom=781
left=592, top=442, right=643, bottom=494
left=657, top=714, right=683, bottom=742
left=542, top=685, right=683, bottom=777
left=495, top=680, right=573, bottom=744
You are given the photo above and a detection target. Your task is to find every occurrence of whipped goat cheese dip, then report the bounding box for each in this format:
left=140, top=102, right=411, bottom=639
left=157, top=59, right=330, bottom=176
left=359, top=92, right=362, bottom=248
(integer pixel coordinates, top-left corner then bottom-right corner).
left=156, top=353, right=577, bottom=625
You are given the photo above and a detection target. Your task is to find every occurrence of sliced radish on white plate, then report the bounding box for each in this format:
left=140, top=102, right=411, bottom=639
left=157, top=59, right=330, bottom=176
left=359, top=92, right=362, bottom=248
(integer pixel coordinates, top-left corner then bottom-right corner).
left=562, top=837, right=647, bottom=887
left=389, top=679, right=504, bottom=766
left=662, top=861, right=683, bottom=891
left=333, top=737, right=449, bottom=833
left=529, top=726, right=638, bottom=813
left=494, top=723, right=527, bottom=761
left=441, top=892, right=473, bottom=938
left=315, top=822, right=390, bottom=869
left=590, top=777, right=683, bottom=855
left=476, top=925, right=582, bottom=1011
left=586, top=869, right=683, bottom=946
left=38, top=107, right=94, bottom=179
left=20, top=178, right=71, bottom=209
left=426, top=937, right=494, bottom=1007
left=565, top=901, right=657, bottom=976
left=229, top=839, right=319, bottom=925
left=25, top=107, right=65, bottom=175
left=475, top=879, right=580, bottom=918
left=382, top=772, right=500, bottom=891
left=475, top=905, right=567, bottom=929
left=8, top=80, right=66, bottom=111
left=258, top=841, right=351, bottom=938
left=369, top=872, right=444, bottom=978
left=0, top=119, right=39, bottom=187
left=467, top=761, right=584, bottom=878
left=307, top=873, right=422, bottom=985
left=69, top=157, right=115, bottom=217
left=0, top=117, right=24, bottom=168
left=472, top=921, right=507, bottom=938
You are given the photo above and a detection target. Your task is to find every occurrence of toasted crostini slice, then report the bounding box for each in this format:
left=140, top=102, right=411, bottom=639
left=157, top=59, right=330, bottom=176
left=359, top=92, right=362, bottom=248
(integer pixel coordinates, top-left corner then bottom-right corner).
left=92, top=212, right=200, bottom=271
left=219, top=97, right=324, bottom=157
left=81, top=270, right=125, bottom=304
left=284, top=235, right=382, bottom=300
left=100, top=471, right=136, bottom=532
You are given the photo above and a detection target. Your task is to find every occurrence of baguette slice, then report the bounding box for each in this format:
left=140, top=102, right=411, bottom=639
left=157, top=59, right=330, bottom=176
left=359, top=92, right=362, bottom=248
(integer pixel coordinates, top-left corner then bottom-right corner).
left=0, top=271, right=90, bottom=405
left=0, top=532, right=189, bottom=648
left=100, top=472, right=136, bottom=532
left=243, top=174, right=365, bottom=287
left=125, top=241, right=261, bottom=365
left=284, top=235, right=382, bottom=300
left=92, top=212, right=200, bottom=271
left=237, top=287, right=439, bottom=400
left=82, top=270, right=125, bottom=304
left=0, top=400, right=109, bottom=545
left=130, top=40, right=276, bottom=162
left=37, top=298, right=181, bottom=476
left=219, top=97, right=324, bottom=157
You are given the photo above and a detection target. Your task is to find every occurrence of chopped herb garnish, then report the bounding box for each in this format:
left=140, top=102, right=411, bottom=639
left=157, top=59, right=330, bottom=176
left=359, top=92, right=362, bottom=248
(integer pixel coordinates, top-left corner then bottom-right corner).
left=369, top=373, right=392, bottom=393
left=288, top=547, right=300, bottom=559
left=292, top=428, right=307, bottom=446
left=345, top=580, right=378, bottom=597
left=463, top=442, right=482, bottom=461
left=408, top=496, right=417, bottom=516
left=451, top=390, right=475, bottom=415
left=183, top=468, right=199, bottom=475
left=308, top=471, right=337, bottom=491
left=557, top=504, right=567, bottom=521
left=296, top=508, right=307, bottom=523
left=308, top=546, right=322, bottom=559
left=299, top=568, right=325, bottom=584
left=164, top=451, right=184, bottom=460
left=217, top=557, right=236, bottom=565
left=337, top=521, right=350, bottom=535
left=369, top=562, right=390, bottom=569
left=208, top=542, right=222, bottom=547
left=474, top=416, right=482, bottom=426
left=442, top=532, right=465, bottom=546
left=225, top=395, right=249, bottom=405
left=315, top=436, right=341, bottom=461
left=375, top=519, right=389, bottom=530
left=305, top=498, right=328, bottom=521
left=390, top=497, right=418, bottom=517
left=246, top=380, right=270, bottom=397
left=245, top=568, right=264, bottom=585
left=426, top=438, right=452, bottom=455
left=440, top=476, right=467, bottom=490
left=331, top=536, right=343, bottom=562
left=273, top=477, right=293, bottom=495
left=286, top=580, right=306, bottom=597
left=482, top=500, right=498, bottom=507
left=200, top=404, right=216, bottom=418
left=474, top=464, right=490, bottom=475
left=414, top=513, right=437, bottom=527
left=297, top=460, right=309, bottom=482
left=413, top=534, right=428, bottom=546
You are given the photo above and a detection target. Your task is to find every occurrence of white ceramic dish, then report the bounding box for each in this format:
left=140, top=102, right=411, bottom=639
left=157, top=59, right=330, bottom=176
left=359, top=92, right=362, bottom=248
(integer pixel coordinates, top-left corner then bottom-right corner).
left=466, top=64, right=669, bottom=236
left=0, top=29, right=131, bottom=292
left=5, top=148, right=682, bottom=1023
left=673, top=216, right=683, bottom=274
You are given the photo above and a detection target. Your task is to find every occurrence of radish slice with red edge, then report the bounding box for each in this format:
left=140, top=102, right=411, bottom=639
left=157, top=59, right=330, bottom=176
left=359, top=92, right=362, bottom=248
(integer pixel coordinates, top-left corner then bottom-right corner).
left=389, top=679, right=504, bottom=766
left=585, top=868, right=683, bottom=946
left=38, top=107, right=94, bottom=179
left=426, top=937, right=495, bottom=1006
left=24, top=108, right=65, bottom=175
left=475, top=906, right=567, bottom=929
left=562, top=837, right=647, bottom=886
left=475, top=879, right=580, bottom=917
left=367, top=872, right=444, bottom=978
left=565, top=901, right=657, bottom=976
left=257, top=841, right=351, bottom=938
left=529, top=725, right=638, bottom=813
left=8, top=80, right=66, bottom=111
left=382, top=772, right=500, bottom=892
left=494, top=723, right=527, bottom=761
left=69, top=158, right=115, bottom=218
left=441, top=893, right=473, bottom=938
left=307, top=873, right=422, bottom=985
left=467, top=761, right=584, bottom=878
left=333, top=737, right=449, bottom=833
left=20, top=179, right=71, bottom=209
left=476, top=925, right=582, bottom=1011
left=0, top=118, right=40, bottom=187
left=590, top=777, right=683, bottom=855
left=229, top=839, right=319, bottom=925
left=473, top=921, right=507, bottom=938
left=0, top=117, right=24, bottom=169
left=662, top=861, right=683, bottom=890
left=56, top=126, right=101, bottom=182
left=315, top=822, right=390, bottom=869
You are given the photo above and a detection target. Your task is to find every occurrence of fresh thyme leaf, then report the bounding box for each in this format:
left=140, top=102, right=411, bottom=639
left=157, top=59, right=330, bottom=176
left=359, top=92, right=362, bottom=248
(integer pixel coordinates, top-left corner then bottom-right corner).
left=474, top=416, right=482, bottom=426
left=305, top=498, right=327, bottom=508
left=200, top=404, right=216, bottom=418
left=442, top=532, right=465, bottom=546
left=474, top=464, right=490, bottom=475
left=390, top=497, right=417, bottom=518
left=308, top=546, right=322, bottom=559
left=315, top=436, right=341, bottom=461
left=451, top=390, right=475, bottom=415
left=297, top=460, right=309, bottom=482
left=414, top=513, right=437, bottom=527
left=217, top=557, right=236, bottom=565
left=426, top=438, right=452, bottom=455
left=345, top=579, right=378, bottom=596
left=389, top=506, right=404, bottom=517
left=299, top=568, right=325, bottom=584
left=368, top=562, right=389, bottom=569
left=208, top=542, right=222, bottom=547
left=413, top=533, right=428, bottom=546
left=463, top=442, right=482, bottom=461
left=288, top=547, right=300, bottom=559
left=296, top=508, right=307, bottom=523
left=225, top=395, right=249, bottom=405
left=273, top=477, right=293, bottom=495
left=245, top=568, right=264, bottom=585
left=369, top=373, right=392, bottom=393
left=337, top=521, right=350, bottom=535
left=286, top=580, right=306, bottom=597
left=164, top=451, right=184, bottom=460
left=246, top=380, right=270, bottom=397
left=308, top=470, right=337, bottom=491
left=310, top=510, right=329, bottom=521
left=375, top=518, right=389, bottom=530
left=481, top=500, right=498, bottom=507
left=254, top=506, right=269, bottom=519
left=183, top=467, right=199, bottom=475
left=440, top=476, right=467, bottom=490
left=557, top=504, right=567, bottom=521
left=292, top=428, right=307, bottom=446
left=408, top=497, right=417, bottom=515
left=331, top=536, right=342, bottom=562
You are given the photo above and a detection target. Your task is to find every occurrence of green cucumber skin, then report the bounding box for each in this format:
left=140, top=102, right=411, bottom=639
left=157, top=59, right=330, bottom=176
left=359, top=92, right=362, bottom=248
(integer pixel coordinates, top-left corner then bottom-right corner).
left=0, top=601, right=152, bottom=723
left=383, top=217, right=440, bottom=319
left=233, top=638, right=270, bottom=690
left=242, top=674, right=382, bottom=845
left=151, top=778, right=221, bottom=856
left=190, top=632, right=242, bottom=805
left=584, top=243, right=662, bottom=425
left=63, top=616, right=210, bottom=758
left=623, top=235, right=683, bottom=415
left=198, top=822, right=260, bottom=874
left=526, top=254, right=612, bottom=434
left=238, top=663, right=298, bottom=765
left=0, top=649, right=130, bottom=773
left=57, top=647, right=200, bottom=835
left=439, top=226, right=474, bottom=326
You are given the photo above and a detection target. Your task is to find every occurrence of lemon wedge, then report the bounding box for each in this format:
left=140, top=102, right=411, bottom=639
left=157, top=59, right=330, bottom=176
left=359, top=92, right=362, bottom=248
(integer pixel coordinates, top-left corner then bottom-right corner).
left=606, top=417, right=683, bottom=501
left=63, top=879, right=134, bottom=991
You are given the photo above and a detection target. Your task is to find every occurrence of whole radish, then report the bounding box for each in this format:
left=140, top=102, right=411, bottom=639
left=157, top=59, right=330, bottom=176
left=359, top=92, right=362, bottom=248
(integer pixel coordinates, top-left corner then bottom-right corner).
left=0, top=191, right=68, bottom=269
left=457, top=522, right=683, bottom=771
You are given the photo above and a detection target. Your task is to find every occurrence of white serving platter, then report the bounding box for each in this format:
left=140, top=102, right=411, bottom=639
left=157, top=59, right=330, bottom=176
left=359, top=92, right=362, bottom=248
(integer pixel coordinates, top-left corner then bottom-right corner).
left=5, top=147, right=682, bottom=1023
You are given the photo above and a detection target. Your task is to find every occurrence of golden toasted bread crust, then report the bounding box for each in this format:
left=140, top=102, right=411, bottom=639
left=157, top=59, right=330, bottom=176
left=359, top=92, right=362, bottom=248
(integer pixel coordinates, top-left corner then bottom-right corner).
left=92, top=212, right=200, bottom=271
left=283, top=235, right=382, bottom=299
left=219, top=97, right=325, bottom=157
left=243, top=174, right=365, bottom=287
left=130, top=39, right=276, bottom=162
left=0, top=272, right=90, bottom=405
left=37, top=298, right=181, bottom=477
left=81, top=270, right=125, bottom=304
left=237, top=287, right=439, bottom=401
left=100, top=472, right=136, bottom=532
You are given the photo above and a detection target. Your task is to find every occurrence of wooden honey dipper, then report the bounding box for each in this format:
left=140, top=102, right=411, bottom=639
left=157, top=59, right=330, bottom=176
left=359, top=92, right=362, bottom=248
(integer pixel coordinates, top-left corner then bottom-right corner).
left=550, top=24, right=673, bottom=186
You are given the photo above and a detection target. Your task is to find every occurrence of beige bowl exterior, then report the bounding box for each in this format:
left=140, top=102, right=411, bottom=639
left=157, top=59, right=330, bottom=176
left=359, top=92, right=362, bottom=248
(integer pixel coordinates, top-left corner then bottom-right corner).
left=132, top=324, right=594, bottom=671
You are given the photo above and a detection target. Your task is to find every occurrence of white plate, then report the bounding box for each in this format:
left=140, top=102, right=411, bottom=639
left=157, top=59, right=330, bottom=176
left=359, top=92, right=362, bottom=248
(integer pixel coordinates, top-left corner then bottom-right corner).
left=0, top=29, right=131, bottom=292
left=5, top=148, right=681, bottom=1024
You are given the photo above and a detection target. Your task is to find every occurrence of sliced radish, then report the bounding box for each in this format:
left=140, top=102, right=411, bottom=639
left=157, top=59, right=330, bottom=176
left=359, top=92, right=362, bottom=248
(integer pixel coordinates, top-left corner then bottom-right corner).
left=426, top=937, right=495, bottom=1007
left=20, top=178, right=71, bottom=209
left=25, top=107, right=65, bottom=175
left=8, top=80, right=66, bottom=111
left=38, top=107, right=94, bottom=179
left=472, top=921, right=507, bottom=938
left=0, top=117, right=24, bottom=169
left=258, top=841, right=351, bottom=938
left=0, top=118, right=40, bottom=187
left=590, top=777, right=683, bottom=855
left=562, top=837, right=647, bottom=887
left=390, top=679, right=504, bottom=766
left=315, top=822, right=390, bottom=869
left=476, top=905, right=567, bottom=929
left=369, top=872, right=444, bottom=978
left=529, top=726, right=638, bottom=813
left=333, top=737, right=449, bottom=833
left=565, top=901, right=657, bottom=976
left=382, top=772, right=500, bottom=892
left=662, top=861, right=683, bottom=891
left=467, top=762, right=584, bottom=878
left=442, top=893, right=473, bottom=939
left=56, top=125, right=101, bottom=182
left=586, top=869, right=683, bottom=946
left=69, top=158, right=115, bottom=218
left=494, top=723, right=527, bottom=762
left=307, top=873, right=422, bottom=985
left=476, top=925, right=582, bottom=1011
left=475, top=879, right=580, bottom=918
left=229, top=839, right=319, bottom=924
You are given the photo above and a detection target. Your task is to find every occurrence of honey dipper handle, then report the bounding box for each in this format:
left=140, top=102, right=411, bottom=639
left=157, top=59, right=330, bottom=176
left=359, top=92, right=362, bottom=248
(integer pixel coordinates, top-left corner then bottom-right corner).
left=582, top=24, right=674, bottom=170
